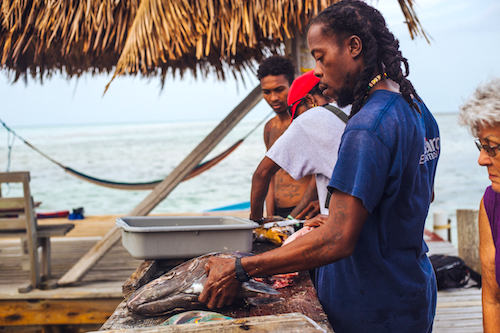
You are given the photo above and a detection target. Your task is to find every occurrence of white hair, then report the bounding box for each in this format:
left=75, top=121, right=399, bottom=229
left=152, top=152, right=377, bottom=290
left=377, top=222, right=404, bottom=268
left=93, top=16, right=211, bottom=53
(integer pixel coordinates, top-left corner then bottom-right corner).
left=459, top=78, right=500, bottom=137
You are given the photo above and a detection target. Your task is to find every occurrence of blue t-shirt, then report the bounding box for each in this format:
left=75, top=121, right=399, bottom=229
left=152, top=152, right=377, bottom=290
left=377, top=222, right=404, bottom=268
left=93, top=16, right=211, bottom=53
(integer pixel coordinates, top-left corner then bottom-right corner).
left=318, top=90, right=439, bottom=332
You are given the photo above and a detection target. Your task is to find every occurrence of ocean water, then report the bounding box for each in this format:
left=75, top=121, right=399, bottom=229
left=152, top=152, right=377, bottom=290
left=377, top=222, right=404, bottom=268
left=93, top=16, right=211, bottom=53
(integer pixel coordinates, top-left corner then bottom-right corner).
left=0, top=113, right=490, bottom=243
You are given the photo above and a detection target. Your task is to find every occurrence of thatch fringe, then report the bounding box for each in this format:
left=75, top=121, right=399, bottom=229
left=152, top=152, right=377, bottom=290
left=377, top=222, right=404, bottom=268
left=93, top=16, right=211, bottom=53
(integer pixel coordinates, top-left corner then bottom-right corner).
left=107, top=0, right=331, bottom=89
left=0, top=0, right=427, bottom=84
left=0, top=0, right=138, bottom=82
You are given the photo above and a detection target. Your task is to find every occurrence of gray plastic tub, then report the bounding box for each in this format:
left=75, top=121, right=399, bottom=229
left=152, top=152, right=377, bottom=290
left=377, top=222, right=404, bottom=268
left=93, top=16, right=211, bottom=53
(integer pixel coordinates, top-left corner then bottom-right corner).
left=116, top=216, right=258, bottom=259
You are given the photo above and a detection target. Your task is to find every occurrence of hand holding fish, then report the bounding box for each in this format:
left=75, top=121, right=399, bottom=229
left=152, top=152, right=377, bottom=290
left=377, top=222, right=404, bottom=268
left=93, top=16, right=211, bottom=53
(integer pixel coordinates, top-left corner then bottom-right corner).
left=294, top=200, right=320, bottom=220
left=249, top=215, right=284, bottom=224
left=304, top=214, right=328, bottom=227
left=199, top=257, right=241, bottom=309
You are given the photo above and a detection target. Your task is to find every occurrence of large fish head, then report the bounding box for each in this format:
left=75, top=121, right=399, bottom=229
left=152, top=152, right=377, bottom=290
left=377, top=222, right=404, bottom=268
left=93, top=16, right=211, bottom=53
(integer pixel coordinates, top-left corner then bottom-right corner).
left=127, top=255, right=212, bottom=315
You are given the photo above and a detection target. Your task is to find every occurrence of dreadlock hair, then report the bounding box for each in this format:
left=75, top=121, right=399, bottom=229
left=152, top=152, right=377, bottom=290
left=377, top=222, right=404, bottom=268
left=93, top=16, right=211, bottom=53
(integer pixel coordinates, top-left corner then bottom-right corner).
left=309, top=0, right=421, bottom=117
left=257, top=55, right=295, bottom=85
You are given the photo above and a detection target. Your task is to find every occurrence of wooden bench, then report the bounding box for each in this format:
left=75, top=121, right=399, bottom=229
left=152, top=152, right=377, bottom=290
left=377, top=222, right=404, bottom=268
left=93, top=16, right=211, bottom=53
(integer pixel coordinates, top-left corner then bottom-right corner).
left=0, top=171, right=74, bottom=292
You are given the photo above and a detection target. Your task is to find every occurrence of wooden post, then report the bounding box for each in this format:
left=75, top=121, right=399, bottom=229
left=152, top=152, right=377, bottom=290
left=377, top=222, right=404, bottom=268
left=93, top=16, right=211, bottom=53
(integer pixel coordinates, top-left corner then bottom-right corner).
left=22, top=173, right=40, bottom=291
left=58, top=85, right=263, bottom=286
left=432, top=210, right=450, bottom=242
left=285, top=32, right=315, bottom=77
left=456, top=209, right=481, bottom=274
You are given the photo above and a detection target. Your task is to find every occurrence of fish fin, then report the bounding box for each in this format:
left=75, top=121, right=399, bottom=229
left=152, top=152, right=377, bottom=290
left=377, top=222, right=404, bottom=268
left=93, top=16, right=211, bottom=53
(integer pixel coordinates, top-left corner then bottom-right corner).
left=242, top=280, right=280, bottom=295
left=245, top=296, right=283, bottom=306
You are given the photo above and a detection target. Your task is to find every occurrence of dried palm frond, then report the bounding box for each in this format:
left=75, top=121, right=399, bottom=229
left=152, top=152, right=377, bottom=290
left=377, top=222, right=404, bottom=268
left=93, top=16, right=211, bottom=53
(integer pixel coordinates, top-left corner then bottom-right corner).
left=0, top=0, right=138, bottom=82
left=398, top=0, right=430, bottom=43
left=105, top=0, right=331, bottom=90
left=0, top=0, right=428, bottom=84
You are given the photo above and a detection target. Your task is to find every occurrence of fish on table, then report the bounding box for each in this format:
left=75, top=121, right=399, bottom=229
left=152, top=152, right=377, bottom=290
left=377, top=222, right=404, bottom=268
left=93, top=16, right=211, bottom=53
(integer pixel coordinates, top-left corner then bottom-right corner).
left=126, top=252, right=280, bottom=317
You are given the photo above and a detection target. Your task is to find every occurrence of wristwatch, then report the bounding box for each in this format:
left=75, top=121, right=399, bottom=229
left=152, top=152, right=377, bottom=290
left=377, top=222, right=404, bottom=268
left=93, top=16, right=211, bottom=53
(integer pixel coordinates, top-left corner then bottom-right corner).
left=234, top=257, right=251, bottom=282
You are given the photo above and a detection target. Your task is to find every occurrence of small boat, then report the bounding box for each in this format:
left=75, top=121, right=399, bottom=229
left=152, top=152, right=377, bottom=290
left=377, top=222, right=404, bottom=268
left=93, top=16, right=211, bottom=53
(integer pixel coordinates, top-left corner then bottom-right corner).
left=36, top=210, right=70, bottom=219
left=205, top=201, right=250, bottom=212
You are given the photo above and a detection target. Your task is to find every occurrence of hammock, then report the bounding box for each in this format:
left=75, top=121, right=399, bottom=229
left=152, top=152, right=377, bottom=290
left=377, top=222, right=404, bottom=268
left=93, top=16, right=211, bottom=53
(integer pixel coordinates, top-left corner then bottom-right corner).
left=1, top=115, right=270, bottom=190
left=61, top=139, right=244, bottom=190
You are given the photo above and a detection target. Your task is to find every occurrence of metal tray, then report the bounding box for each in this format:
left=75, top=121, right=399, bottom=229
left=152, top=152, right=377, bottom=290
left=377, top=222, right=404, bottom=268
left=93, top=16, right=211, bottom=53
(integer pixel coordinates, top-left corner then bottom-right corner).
left=116, top=216, right=258, bottom=259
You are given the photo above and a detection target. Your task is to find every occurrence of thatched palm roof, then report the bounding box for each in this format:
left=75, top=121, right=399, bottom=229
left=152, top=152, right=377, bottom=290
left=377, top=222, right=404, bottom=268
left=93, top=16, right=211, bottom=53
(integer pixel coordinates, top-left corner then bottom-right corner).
left=0, top=0, right=427, bottom=84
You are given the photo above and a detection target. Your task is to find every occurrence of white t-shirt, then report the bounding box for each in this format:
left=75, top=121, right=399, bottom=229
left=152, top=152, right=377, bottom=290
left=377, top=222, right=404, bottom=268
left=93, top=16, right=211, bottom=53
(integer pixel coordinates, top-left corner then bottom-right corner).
left=266, top=105, right=348, bottom=214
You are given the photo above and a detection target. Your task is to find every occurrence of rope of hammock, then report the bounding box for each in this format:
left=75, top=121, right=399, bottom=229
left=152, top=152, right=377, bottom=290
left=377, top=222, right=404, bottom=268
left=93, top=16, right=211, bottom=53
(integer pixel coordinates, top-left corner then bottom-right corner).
left=0, top=113, right=272, bottom=190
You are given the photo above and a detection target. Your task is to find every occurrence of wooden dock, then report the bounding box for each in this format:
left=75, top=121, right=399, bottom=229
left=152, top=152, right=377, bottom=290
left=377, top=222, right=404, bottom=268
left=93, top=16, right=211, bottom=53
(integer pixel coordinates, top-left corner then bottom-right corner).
left=0, top=215, right=142, bottom=332
left=0, top=215, right=484, bottom=332
left=427, top=235, right=483, bottom=333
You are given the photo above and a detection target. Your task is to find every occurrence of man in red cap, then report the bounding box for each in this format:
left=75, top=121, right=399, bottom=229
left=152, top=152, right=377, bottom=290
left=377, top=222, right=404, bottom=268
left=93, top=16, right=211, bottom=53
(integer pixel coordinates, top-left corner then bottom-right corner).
left=250, top=70, right=349, bottom=223
left=256, top=56, right=314, bottom=220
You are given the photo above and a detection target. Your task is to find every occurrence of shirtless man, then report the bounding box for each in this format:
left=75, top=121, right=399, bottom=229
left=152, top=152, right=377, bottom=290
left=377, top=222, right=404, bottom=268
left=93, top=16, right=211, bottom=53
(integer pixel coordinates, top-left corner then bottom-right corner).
left=256, top=56, right=314, bottom=219
left=250, top=70, right=344, bottom=226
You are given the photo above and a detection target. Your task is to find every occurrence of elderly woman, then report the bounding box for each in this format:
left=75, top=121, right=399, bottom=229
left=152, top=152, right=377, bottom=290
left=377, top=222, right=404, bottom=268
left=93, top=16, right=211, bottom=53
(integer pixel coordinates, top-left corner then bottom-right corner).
left=459, top=78, right=500, bottom=332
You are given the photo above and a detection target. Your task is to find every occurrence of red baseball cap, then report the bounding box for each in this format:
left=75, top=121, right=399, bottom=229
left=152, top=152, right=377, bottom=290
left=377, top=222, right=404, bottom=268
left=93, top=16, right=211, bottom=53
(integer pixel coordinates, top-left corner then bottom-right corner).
left=287, top=70, right=320, bottom=119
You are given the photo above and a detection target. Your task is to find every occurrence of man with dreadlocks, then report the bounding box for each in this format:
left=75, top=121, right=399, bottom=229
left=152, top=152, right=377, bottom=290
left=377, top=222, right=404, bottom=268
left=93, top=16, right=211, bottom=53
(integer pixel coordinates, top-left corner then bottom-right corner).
left=199, top=1, right=440, bottom=331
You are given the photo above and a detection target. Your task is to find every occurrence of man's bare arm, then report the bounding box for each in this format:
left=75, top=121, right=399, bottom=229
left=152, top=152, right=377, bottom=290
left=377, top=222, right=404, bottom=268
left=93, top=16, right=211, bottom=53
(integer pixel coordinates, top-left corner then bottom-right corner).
left=263, top=120, right=273, bottom=150
left=265, top=177, right=276, bottom=217
left=250, top=156, right=281, bottom=221
left=262, top=119, right=276, bottom=217
left=200, top=190, right=369, bottom=308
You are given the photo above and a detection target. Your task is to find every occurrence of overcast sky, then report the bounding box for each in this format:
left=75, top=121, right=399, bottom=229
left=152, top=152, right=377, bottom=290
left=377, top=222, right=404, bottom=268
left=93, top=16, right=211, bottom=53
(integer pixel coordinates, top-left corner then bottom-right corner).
left=1, top=0, right=499, bottom=127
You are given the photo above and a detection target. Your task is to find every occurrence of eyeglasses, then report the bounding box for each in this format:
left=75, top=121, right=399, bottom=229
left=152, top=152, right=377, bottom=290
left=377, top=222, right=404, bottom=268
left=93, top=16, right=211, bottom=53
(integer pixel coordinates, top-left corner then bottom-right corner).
left=287, top=98, right=306, bottom=118
left=474, top=139, right=500, bottom=157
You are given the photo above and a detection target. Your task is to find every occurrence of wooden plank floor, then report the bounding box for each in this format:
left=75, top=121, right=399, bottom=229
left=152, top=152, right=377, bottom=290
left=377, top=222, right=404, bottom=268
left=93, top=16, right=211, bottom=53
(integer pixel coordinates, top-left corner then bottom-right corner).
left=0, top=215, right=142, bottom=327
left=0, top=237, right=141, bottom=296
left=427, top=240, right=483, bottom=332
left=0, top=237, right=142, bottom=327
